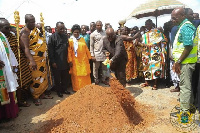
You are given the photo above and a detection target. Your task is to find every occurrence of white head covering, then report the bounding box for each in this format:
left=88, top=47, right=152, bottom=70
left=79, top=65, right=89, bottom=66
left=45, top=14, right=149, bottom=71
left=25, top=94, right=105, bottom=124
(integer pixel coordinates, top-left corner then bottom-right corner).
left=70, top=35, right=81, bottom=57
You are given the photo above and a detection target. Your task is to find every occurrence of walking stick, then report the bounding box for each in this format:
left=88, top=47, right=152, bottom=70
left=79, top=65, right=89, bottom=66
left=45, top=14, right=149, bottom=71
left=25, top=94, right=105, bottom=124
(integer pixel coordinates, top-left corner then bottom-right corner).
left=14, top=11, right=22, bottom=88
left=40, top=13, right=52, bottom=86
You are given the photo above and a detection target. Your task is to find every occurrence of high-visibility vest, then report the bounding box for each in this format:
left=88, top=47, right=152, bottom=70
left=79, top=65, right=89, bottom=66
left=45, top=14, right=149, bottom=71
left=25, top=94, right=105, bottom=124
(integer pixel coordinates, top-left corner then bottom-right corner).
left=172, top=21, right=197, bottom=64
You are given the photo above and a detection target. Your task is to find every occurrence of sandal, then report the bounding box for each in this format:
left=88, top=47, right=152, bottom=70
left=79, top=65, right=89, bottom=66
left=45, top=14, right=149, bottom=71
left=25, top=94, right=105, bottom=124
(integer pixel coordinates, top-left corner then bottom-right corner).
left=40, top=94, right=53, bottom=99
left=33, top=99, right=42, bottom=106
left=18, top=101, right=31, bottom=107
left=140, top=83, right=149, bottom=87
left=152, top=85, right=157, bottom=90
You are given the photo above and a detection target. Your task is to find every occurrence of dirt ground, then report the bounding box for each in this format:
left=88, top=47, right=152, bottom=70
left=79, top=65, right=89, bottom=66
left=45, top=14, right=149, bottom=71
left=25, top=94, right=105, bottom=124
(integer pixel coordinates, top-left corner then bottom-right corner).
left=0, top=79, right=200, bottom=133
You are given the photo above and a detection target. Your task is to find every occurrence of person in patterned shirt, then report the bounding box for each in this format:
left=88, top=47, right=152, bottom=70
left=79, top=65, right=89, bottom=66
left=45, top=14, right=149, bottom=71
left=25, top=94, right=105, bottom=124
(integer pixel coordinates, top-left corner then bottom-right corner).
left=20, top=14, right=52, bottom=106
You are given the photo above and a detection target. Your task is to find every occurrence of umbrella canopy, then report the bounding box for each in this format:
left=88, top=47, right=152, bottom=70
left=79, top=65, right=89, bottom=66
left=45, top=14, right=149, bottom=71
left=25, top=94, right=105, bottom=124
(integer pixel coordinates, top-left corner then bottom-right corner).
left=127, top=0, right=187, bottom=27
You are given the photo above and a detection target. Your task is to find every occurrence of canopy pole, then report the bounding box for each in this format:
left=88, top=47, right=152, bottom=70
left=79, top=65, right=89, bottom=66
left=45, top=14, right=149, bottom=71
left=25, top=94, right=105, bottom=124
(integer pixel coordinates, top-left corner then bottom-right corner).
left=156, top=16, right=157, bottom=28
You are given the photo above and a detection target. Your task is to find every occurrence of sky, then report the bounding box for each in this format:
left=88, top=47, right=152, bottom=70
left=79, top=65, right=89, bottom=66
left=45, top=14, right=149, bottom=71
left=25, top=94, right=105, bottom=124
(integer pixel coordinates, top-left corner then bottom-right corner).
left=0, top=0, right=200, bottom=30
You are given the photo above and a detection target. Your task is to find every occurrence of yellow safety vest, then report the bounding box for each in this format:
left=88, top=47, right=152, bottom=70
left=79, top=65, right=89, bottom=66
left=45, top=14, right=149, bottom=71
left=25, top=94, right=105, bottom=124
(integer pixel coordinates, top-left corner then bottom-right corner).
left=172, top=21, right=197, bottom=64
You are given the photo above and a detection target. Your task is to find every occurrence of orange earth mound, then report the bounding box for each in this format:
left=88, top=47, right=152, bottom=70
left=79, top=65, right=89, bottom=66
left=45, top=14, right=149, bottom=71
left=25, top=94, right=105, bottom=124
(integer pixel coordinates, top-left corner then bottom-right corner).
left=36, top=78, right=154, bottom=133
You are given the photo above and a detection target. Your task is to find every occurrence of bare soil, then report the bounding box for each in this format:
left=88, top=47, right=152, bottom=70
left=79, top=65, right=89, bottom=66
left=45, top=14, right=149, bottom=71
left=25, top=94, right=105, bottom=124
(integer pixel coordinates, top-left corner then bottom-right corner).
left=0, top=78, right=200, bottom=133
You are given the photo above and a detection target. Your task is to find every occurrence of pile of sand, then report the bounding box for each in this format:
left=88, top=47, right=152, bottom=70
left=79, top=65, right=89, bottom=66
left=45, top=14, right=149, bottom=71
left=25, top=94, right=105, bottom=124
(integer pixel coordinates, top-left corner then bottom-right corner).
left=37, top=78, right=153, bottom=133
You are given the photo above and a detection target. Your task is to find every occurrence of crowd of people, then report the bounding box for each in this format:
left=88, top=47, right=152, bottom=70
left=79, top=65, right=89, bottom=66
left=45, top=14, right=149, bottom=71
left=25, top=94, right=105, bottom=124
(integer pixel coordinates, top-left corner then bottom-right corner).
left=1, top=7, right=200, bottom=122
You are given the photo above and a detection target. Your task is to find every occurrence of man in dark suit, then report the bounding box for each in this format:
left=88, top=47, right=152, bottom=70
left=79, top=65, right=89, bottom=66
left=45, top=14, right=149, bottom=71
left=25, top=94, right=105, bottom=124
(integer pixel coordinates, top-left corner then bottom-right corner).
left=48, top=22, right=71, bottom=97
left=102, top=28, right=128, bottom=87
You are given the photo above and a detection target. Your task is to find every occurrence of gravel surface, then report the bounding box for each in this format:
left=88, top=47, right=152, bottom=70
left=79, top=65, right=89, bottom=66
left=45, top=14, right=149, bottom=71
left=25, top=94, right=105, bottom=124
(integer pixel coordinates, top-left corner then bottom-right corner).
left=0, top=78, right=200, bottom=133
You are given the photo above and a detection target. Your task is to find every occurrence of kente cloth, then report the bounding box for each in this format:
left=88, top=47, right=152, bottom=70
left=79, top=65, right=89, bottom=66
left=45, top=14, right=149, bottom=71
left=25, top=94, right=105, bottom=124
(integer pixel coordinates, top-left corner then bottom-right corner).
left=0, top=70, right=17, bottom=105
left=123, top=41, right=137, bottom=81
left=68, top=37, right=91, bottom=91
left=142, top=29, right=166, bottom=80
left=6, top=32, right=32, bottom=89
left=29, top=27, right=48, bottom=99
left=0, top=32, right=18, bottom=105
left=0, top=70, right=9, bottom=105
left=134, top=38, right=144, bottom=78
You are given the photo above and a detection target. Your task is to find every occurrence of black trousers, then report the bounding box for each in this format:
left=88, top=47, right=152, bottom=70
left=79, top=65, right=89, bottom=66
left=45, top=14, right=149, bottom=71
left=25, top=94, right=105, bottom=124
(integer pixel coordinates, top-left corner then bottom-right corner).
left=90, top=60, right=94, bottom=83
left=52, top=68, right=70, bottom=93
left=111, top=61, right=126, bottom=87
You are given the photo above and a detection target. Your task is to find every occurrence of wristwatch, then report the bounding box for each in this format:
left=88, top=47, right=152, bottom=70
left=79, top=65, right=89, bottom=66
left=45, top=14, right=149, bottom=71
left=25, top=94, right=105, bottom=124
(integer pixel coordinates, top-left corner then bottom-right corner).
left=177, top=59, right=181, bottom=64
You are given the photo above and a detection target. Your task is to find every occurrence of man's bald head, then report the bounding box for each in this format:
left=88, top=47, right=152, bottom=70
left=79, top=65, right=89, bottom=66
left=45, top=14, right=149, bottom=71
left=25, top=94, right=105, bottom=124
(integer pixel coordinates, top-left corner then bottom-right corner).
left=25, top=14, right=35, bottom=23
left=106, top=28, right=116, bottom=42
left=106, top=27, right=114, bottom=34
left=172, top=7, right=185, bottom=16
left=0, top=18, right=9, bottom=28
left=171, top=7, right=186, bottom=26
left=25, top=14, right=35, bottom=30
left=0, top=18, right=11, bottom=35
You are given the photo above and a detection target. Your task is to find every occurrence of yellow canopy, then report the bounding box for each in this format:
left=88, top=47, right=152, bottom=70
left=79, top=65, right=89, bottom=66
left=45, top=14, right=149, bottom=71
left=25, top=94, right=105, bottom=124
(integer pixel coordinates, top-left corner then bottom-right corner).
left=127, top=0, right=186, bottom=20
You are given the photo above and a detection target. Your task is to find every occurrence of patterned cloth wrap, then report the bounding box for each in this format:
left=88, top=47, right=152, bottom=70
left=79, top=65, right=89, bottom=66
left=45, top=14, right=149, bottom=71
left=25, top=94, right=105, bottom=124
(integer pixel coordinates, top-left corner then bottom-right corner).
left=142, top=29, right=166, bottom=80
left=28, top=27, right=48, bottom=99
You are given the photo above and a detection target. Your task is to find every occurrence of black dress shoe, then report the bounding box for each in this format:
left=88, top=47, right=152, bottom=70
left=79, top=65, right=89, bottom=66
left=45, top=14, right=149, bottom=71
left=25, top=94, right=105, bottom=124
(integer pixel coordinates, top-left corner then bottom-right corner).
left=63, top=90, right=71, bottom=95
left=57, top=92, right=63, bottom=98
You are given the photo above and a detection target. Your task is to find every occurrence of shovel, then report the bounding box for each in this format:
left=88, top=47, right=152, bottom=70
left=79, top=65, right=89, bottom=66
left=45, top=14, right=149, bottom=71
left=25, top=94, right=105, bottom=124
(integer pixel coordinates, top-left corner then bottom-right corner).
left=102, top=55, right=116, bottom=78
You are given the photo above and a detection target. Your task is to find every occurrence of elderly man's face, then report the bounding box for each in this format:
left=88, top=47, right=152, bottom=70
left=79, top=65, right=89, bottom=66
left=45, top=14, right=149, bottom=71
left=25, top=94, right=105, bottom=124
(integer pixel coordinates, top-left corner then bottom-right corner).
left=0, top=20, right=11, bottom=36
left=56, top=23, right=65, bottom=34
left=106, top=32, right=115, bottom=42
left=26, top=17, right=35, bottom=30
left=171, top=10, right=185, bottom=26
